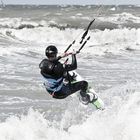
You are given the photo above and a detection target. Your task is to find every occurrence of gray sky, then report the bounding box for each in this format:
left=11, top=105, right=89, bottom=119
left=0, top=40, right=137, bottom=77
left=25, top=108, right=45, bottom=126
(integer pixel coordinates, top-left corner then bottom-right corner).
left=3, top=0, right=140, bottom=5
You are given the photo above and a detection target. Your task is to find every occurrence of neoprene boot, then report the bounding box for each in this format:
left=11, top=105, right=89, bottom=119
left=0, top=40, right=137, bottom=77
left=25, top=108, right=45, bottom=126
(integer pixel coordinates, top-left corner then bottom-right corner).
left=79, top=93, right=90, bottom=105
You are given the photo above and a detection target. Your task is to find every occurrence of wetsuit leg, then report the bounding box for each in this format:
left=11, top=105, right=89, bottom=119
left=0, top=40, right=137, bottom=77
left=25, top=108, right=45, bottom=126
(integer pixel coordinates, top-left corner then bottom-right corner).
left=52, top=80, right=88, bottom=99
left=70, top=81, right=88, bottom=97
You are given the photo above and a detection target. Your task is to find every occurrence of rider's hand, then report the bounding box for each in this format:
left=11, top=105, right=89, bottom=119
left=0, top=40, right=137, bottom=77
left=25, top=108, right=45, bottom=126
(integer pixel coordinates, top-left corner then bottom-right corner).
left=60, top=50, right=78, bottom=58
left=70, top=72, right=77, bottom=81
left=60, top=53, right=69, bottom=58
left=61, top=52, right=73, bottom=58
left=71, top=49, right=78, bottom=55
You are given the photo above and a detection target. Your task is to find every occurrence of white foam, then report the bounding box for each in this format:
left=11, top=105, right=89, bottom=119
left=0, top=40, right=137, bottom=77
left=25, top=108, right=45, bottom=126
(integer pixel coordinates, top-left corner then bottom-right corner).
left=98, top=12, right=140, bottom=24
left=0, top=18, right=41, bottom=29
left=0, top=27, right=140, bottom=56
left=110, top=7, right=116, bottom=11
left=76, top=13, right=83, bottom=16
left=55, top=13, right=62, bottom=16
left=69, top=93, right=140, bottom=140
left=0, top=85, right=140, bottom=140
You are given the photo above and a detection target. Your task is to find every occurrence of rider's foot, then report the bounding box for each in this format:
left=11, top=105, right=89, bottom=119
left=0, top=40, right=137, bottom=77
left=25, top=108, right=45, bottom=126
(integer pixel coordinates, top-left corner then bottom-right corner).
left=89, top=93, right=98, bottom=103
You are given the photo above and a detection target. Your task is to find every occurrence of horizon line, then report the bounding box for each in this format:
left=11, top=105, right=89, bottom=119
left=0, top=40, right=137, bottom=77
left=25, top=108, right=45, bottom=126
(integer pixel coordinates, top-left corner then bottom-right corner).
left=3, top=4, right=140, bottom=6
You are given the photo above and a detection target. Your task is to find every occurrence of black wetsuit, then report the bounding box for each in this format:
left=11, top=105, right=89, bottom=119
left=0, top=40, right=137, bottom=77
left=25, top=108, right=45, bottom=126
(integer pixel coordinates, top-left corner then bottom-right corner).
left=39, top=54, right=88, bottom=99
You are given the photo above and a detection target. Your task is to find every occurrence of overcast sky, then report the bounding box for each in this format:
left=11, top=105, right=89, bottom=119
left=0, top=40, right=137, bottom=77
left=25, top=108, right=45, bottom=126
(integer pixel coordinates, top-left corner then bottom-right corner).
left=3, top=0, right=140, bottom=5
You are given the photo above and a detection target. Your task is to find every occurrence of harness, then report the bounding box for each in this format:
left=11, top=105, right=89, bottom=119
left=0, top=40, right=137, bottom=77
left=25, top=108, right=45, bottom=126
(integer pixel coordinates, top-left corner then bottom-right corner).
left=43, top=76, right=63, bottom=93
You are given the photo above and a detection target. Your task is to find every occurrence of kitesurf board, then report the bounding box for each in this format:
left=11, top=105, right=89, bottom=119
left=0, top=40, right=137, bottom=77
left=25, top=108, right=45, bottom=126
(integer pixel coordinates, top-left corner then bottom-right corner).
left=70, top=71, right=105, bottom=110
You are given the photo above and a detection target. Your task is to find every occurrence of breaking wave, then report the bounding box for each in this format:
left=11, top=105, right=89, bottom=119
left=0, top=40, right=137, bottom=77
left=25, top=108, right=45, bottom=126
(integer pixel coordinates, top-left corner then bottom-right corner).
left=0, top=81, right=140, bottom=140
left=0, top=24, right=139, bottom=56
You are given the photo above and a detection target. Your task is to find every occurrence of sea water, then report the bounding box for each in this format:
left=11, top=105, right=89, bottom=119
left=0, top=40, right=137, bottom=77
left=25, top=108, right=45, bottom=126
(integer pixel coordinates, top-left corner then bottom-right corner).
left=0, top=5, right=140, bottom=140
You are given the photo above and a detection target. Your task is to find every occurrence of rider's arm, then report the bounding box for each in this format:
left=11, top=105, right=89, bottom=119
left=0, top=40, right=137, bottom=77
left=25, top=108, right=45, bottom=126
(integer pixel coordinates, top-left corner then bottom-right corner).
left=65, top=54, right=77, bottom=71
left=39, top=59, right=45, bottom=69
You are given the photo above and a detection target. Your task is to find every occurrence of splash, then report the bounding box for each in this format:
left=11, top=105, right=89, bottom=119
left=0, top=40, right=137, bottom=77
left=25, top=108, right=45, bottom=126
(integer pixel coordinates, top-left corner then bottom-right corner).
left=0, top=81, right=140, bottom=140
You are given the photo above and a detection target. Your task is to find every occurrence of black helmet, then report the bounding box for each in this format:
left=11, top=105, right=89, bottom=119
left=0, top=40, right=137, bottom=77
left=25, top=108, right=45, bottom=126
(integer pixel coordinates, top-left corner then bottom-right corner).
left=45, top=45, right=58, bottom=58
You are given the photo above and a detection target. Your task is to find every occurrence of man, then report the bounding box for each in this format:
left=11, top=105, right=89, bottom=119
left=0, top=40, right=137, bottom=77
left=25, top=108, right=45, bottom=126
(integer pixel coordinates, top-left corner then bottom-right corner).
left=39, top=45, right=90, bottom=104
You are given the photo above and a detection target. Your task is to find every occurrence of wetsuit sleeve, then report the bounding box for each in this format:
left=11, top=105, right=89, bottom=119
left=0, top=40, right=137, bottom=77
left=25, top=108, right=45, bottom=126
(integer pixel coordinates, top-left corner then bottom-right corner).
left=39, top=59, right=44, bottom=69
left=39, top=59, right=51, bottom=70
left=65, top=54, right=77, bottom=71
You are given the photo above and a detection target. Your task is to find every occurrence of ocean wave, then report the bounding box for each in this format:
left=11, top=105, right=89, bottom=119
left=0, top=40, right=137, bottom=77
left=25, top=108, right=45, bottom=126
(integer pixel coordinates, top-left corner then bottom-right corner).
left=0, top=18, right=44, bottom=30
left=98, top=12, right=140, bottom=25
left=1, top=13, right=140, bottom=33
left=0, top=81, right=140, bottom=140
left=0, top=18, right=80, bottom=30
left=0, top=27, right=139, bottom=55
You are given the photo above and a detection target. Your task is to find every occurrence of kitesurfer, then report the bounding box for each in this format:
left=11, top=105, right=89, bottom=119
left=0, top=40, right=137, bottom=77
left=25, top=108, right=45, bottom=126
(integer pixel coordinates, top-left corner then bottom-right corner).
left=39, top=45, right=91, bottom=104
